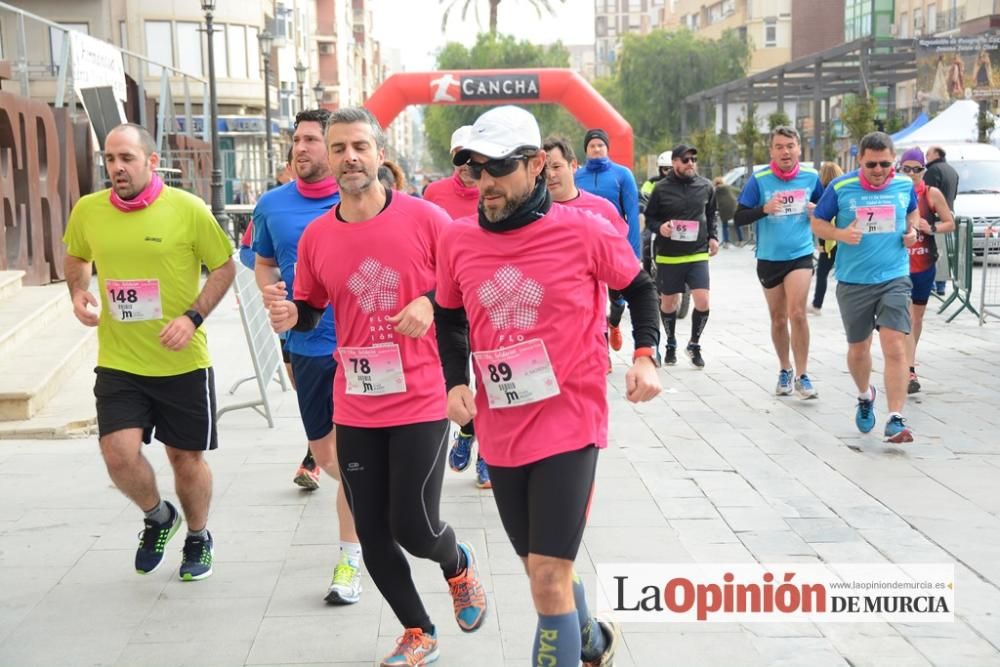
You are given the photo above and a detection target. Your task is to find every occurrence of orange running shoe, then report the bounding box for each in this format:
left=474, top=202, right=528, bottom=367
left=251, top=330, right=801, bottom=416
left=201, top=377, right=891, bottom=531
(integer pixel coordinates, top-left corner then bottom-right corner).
left=380, top=628, right=438, bottom=666
left=446, top=542, right=488, bottom=632
left=293, top=465, right=320, bottom=491
left=608, top=324, right=623, bottom=351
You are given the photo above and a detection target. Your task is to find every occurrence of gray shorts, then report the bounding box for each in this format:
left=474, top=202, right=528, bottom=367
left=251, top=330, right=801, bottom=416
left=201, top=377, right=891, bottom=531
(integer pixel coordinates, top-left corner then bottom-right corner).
left=836, top=277, right=912, bottom=343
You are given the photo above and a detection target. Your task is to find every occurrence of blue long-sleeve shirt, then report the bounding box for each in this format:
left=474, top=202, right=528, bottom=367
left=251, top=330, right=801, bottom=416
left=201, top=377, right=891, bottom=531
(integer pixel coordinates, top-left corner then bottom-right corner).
left=575, top=157, right=641, bottom=258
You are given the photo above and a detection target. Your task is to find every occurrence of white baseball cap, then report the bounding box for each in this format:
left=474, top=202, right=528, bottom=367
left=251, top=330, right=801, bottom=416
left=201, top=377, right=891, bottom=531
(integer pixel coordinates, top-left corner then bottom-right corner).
left=449, top=125, right=472, bottom=154
left=452, top=105, right=541, bottom=165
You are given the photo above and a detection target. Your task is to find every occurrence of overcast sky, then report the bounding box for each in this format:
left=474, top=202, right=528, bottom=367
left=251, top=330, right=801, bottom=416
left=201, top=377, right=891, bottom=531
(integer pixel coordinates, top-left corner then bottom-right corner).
left=369, top=0, right=596, bottom=71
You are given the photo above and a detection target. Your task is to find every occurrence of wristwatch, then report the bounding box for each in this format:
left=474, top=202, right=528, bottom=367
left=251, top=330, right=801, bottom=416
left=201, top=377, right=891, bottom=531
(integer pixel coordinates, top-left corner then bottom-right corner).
left=633, top=347, right=660, bottom=367
left=929, top=221, right=938, bottom=233
left=184, top=309, right=204, bottom=328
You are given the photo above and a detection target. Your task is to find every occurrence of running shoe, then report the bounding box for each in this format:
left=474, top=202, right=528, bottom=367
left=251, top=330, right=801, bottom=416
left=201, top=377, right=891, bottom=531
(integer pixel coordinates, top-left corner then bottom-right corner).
left=325, top=551, right=362, bottom=605
left=475, top=457, right=491, bottom=489
left=448, top=428, right=475, bottom=473
left=908, top=372, right=921, bottom=395
left=664, top=343, right=677, bottom=366
left=135, top=501, right=182, bottom=575
left=293, top=464, right=321, bottom=491
left=179, top=531, right=214, bottom=581
left=855, top=385, right=878, bottom=434
left=686, top=343, right=705, bottom=369
left=583, top=618, right=621, bottom=667
left=381, top=628, right=439, bottom=666
left=795, top=374, right=818, bottom=400
left=884, top=415, right=914, bottom=444
left=608, top=324, right=623, bottom=352
left=776, top=369, right=794, bottom=396
left=807, top=305, right=822, bottom=316
left=446, top=542, right=488, bottom=632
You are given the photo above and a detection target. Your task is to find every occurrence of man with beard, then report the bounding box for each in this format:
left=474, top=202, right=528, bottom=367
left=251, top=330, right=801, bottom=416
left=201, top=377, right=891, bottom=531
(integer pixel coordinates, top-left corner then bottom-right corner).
left=436, top=105, right=662, bottom=667
left=811, top=131, right=919, bottom=444
left=251, top=108, right=363, bottom=605
left=265, top=107, right=487, bottom=667
left=734, top=126, right=824, bottom=398
left=643, top=144, right=719, bottom=368
left=63, top=123, right=235, bottom=581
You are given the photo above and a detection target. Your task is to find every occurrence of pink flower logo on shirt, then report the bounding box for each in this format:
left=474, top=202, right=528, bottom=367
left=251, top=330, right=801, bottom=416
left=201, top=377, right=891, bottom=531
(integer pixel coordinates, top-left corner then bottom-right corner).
left=347, top=258, right=400, bottom=313
left=477, top=265, right=544, bottom=330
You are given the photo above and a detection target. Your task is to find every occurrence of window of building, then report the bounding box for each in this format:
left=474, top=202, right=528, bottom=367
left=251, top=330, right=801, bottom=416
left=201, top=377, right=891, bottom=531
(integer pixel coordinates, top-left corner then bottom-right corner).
left=899, top=12, right=908, bottom=38
left=118, top=20, right=128, bottom=49
left=212, top=24, right=228, bottom=78
left=50, top=22, right=89, bottom=70
left=927, top=5, right=937, bottom=33
left=228, top=25, right=248, bottom=79
left=246, top=28, right=259, bottom=79
left=176, top=22, right=203, bottom=77
left=764, top=18, right=776, bottom=47
left=275, top=3, right=293, bottom=39
left=144, top=21, right=172, bottom=76
left=279, top=82, right=294, bottom=118
left=722, top=0, right=735, bottom=15
left=709, top=2, right=723, bottom=24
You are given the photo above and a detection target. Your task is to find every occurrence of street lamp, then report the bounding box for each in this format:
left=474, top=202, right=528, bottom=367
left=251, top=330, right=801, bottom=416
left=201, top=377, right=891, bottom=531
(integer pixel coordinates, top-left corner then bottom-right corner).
left=295, top=60, right=308, bottom=111
left=258, top=29, right=274, bottom=181
left=313, top=80, right=325, bottom=108
left=200, top=0, right=230, bottom=236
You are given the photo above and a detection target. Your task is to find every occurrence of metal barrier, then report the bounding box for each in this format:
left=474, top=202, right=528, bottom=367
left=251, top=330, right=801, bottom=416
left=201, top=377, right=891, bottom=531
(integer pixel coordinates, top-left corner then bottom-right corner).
left=216, top=264, right=289, bottom=426
left=980, top=225, right=1000, bottom=325
left=938, top=217, right=979, bottom=322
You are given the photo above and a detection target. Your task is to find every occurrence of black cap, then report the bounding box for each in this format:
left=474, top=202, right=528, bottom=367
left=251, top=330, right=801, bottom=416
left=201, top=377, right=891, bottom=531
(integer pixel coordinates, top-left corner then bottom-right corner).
left=671, top=144, right=698, bottom=160
left=584, top=128, right=610, bottom=152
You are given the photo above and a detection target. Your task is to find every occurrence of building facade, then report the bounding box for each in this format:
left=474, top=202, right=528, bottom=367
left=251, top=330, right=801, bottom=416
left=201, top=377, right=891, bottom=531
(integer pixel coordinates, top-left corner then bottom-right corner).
left=594, top=0, right=667, bottom=77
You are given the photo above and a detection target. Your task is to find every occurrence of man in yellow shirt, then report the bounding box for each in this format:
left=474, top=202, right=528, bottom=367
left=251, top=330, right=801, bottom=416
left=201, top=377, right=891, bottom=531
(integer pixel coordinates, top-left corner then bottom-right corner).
left=63, top=123, right=235, bottom=581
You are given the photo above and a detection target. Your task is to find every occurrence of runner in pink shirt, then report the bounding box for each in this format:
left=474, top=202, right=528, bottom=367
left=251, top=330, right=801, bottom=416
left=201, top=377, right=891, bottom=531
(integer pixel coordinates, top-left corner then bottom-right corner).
left=264, top=107, right=487, bottom=667
left=435, top=105, right=662, bottom=667
left=427, top=126, right=491, bottom=490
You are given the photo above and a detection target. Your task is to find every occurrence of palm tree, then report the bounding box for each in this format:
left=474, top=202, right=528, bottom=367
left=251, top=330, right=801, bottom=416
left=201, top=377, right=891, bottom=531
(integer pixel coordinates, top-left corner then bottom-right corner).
left=440, top=0, right=565, bottom=36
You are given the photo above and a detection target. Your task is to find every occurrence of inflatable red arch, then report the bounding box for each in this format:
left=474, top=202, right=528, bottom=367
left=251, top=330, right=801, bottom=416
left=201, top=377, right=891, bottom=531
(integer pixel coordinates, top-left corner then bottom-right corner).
left=365, top=68, right=633, bottom=166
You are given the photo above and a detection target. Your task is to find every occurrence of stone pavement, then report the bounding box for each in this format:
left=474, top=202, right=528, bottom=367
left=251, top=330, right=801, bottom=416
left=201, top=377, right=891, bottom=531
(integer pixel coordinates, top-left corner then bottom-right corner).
left=1, top=247, right=999, bottom=667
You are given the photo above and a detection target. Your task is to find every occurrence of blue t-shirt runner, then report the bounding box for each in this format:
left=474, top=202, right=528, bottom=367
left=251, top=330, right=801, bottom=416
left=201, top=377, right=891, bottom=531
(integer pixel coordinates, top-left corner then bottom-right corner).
left=739, top=164, right=823, bottom=261
left=252, top=179, right=340, bottom=356
left=813, top=171, right=917, bottom=285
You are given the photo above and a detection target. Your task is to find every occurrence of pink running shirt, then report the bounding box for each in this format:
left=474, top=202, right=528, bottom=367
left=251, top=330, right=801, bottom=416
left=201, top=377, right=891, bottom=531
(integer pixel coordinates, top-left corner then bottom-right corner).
left=295, top=193, right=449, bottom=428
left=436, top=205, right=641, bottom=466
left=423, top=171, right=479, bottom=220
left=557, top=189, right=629, bottom=236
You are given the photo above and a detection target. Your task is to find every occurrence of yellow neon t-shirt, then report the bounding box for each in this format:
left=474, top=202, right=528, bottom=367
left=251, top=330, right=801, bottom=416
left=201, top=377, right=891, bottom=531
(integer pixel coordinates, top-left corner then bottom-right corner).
left=63, top=186, right=234, bottom=377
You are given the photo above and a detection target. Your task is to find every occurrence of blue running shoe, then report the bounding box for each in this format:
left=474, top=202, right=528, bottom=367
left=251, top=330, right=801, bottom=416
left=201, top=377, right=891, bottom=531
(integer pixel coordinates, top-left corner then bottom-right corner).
left=884, top=415, right=914, bottom=444
left=855, top=385, right=877, bottom=433
left=135, top=501, right=182, bottom=575
left=776, top=369, right=794, bottom=396
left=448, top=428, right=474, bottom=472
left=447, top=543, right=487, bottom=632
left=475, top=456, right=491, bottom=489
left=795, top=374, right=818, bottom=400
left=179, top=532, right=214, bottom=581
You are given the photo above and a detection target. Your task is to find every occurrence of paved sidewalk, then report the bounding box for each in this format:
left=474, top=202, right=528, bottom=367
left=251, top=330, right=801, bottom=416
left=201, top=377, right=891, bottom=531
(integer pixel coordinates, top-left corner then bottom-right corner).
left=1, top=247, right=999, bottom=666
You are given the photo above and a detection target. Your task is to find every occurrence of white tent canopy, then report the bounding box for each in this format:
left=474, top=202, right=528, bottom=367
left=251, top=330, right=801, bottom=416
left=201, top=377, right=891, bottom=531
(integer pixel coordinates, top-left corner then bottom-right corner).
left=895, top=100, right=985, bottom=148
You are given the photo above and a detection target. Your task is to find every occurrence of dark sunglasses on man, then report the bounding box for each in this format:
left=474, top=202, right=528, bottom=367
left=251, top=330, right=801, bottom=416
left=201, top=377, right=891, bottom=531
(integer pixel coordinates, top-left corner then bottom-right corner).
left=467, top=155, right=527, bottom=180
left=679, top=156, right=697, bottom=164
left=863, top=160, right=893, bottom=169
left=900, top=165, right=925, bottom=174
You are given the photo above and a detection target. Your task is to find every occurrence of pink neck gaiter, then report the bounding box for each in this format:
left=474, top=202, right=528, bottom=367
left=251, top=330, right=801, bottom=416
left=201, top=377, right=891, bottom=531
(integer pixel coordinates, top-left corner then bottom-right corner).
left=109, top=172, right=164, bottom=212
left=860, top=168, right=896, bottom=192
left=769, top=160, right=800, bottom=181
left=296, top=176, right=339, bottom=199
left=452, top=171, right=479, bottom=200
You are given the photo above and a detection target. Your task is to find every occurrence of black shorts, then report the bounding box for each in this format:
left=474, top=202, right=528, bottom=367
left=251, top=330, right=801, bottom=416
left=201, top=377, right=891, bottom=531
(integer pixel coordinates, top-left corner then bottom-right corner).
left=756, top=254, right=814, bottom=289
left=290, top=353, right=336, bottom=441
left=488, top=445, right=598, bottom=560
left=94, top=367, right=218, bottom=451
left=655, top=260, right=710, bottom=295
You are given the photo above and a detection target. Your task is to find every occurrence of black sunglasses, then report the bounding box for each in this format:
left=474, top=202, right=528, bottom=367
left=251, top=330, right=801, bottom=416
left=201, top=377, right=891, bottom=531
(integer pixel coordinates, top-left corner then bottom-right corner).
left=467, top=155, right=526, bottom=180
left=679, top=156, right=698, bottom=164
left=864, top=161, right=893, bottom=169
left=900, top=165, right=925, bottom=174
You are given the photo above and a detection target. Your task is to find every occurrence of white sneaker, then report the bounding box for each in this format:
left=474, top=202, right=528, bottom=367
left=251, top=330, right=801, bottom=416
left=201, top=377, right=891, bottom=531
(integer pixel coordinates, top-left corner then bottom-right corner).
left=807, top=305, right=822, bottom=316
left=795, top=374, right=819, bottom=400
left=776, top=369, right=794, bottom=396
left=324, top=553, right=362, bottom=605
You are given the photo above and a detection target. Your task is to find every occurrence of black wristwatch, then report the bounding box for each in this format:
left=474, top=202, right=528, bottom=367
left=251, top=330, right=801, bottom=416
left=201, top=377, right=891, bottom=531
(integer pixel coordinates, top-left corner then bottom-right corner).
left=929, top=221, right=938, bottom=233
left=184, top=309, right=204, bottom=328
